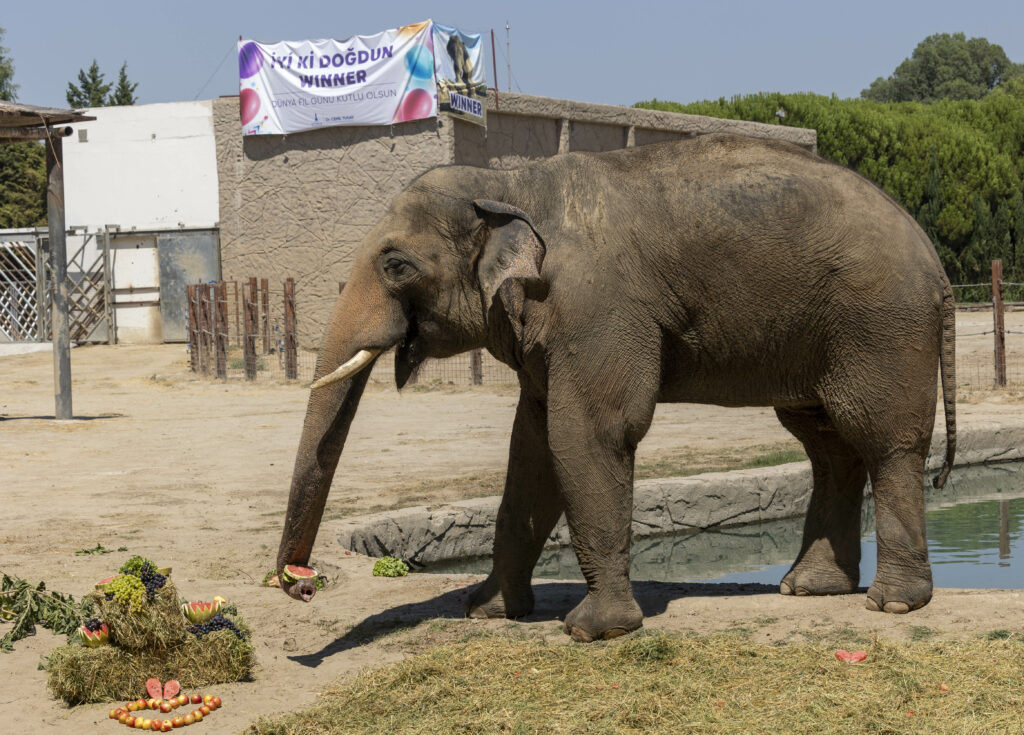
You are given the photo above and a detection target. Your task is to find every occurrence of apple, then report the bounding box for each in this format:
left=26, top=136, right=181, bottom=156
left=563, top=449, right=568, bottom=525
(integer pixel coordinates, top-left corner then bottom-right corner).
left=125, top=716, right=136, bottom=727
left=200, top=705, right=211, bottom=715
left=160, top=702, right=172, bottom=713
left=211, top=696, right=221, bottom=709
left=151, top=721, right=162, bottom=732
left=109, top=709, right=120, bottom=719
left=192, top=710, right=203, bottom=722
left=127, top=702, right=137, bottom=712
left=190, top=694, right=201, bottom=704
left=182, top=713, right=194, bottom=725
left=138, top=718, right=150, bottom=729
left=177, top=694, right=189, bottom=707
left=119, top=713, right=131, bottom=724
left=172, top=716, right=184, bottom=727
left=203, top=695, right=213, bottom=705
left=161, top=723, right=173, bottom=733
left=136, top=698, right=148, bottom=710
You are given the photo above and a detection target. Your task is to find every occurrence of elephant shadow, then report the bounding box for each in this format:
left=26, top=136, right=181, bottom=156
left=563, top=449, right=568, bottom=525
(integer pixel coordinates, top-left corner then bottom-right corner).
left=287, top=579, right=781, bottom=668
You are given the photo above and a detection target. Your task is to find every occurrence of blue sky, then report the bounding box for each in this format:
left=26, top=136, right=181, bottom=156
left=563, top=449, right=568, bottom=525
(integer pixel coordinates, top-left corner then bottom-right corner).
left=4, top=0, right=1023, bottom=109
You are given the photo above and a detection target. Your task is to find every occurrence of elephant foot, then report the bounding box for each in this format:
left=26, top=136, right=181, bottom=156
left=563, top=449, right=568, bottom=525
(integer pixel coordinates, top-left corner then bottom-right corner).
left=464, top=574, right=534, bottom=620
left=779, top=561, right=858, bottom=597
left=563, top=592, right=643, bottom=642
left=865, top=574, right=932, bottom=614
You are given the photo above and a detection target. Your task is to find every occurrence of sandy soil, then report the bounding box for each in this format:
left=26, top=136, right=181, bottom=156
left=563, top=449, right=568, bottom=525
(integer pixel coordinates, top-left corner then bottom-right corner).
left=1, top=312, right=1023, bottom=733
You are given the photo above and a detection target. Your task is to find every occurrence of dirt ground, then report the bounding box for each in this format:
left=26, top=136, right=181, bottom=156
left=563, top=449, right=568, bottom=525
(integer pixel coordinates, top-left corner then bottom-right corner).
left=2, top=312, right=1024, bottom=733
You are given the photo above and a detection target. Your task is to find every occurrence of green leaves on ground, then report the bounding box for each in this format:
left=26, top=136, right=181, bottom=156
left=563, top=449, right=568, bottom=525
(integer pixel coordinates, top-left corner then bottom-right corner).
left=0, top=572, right=94, bottom=652
left=372, top=557, right=410, bottom=577
left=74, top=543, right=128, bottom=556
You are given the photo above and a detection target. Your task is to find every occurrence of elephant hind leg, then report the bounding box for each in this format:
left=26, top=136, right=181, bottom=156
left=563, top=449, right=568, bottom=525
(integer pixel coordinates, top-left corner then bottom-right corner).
left=466, top=386, right=564, bottom=620
left=776, top=406, right=867, bottom=597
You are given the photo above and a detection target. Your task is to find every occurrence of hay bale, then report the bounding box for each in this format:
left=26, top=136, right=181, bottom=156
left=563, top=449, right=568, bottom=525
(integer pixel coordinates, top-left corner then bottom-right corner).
left=46, top=616, right=254, bottom=705
left=91, top=580, right=187, bottom=651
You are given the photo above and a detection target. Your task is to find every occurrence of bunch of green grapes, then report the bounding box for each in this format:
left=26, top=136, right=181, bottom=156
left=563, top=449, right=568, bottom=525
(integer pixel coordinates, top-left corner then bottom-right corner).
left=106, top=574, right=146, bottom=612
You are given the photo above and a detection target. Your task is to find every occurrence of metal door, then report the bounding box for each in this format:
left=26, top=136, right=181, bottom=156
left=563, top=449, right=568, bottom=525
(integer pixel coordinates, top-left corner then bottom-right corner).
left=157, top=230, right=221, bottom=342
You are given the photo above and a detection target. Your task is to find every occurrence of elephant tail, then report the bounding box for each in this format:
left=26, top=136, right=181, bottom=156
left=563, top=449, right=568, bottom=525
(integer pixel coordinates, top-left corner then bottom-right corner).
left=932, top=280, right=957, bottom=489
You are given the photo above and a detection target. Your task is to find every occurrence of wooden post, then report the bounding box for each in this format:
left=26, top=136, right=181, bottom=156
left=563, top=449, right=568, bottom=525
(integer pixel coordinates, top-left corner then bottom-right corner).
left=284, top=277, right=297, bottom=379
left=233, top=281, right=241, bottom=347
left=260, top=278, right=270, bottom=354
left=197, top=284, right=210, bottom=375
left=470, top=348, right=483, bottom=385
left=243, top=278, right=257, bottom=380
left=992, top=259, right=1006, bottom=387
left=46, top=134, right=72, bottom=419
left=215, top=281, right=228, bottom=379
left=186, top=284, right=199, bottom=372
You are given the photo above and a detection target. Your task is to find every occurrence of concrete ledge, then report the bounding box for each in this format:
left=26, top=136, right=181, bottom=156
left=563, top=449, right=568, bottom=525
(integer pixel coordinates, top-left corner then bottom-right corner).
left=485, top=91, right=818, bottom=150
left=335, top=421, right=1024, bottom=565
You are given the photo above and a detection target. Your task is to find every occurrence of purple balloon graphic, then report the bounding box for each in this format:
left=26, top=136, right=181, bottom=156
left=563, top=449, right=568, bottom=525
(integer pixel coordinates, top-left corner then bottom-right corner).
left=394, top=88, right=434, bottom=123
left=240, top=88, right=260, bottom=125
left=239, top=42, right=264, bottom=79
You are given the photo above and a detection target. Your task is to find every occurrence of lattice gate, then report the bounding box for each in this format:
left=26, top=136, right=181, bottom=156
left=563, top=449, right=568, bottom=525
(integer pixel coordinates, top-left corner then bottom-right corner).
left=0, top=229, right=112, bottom=343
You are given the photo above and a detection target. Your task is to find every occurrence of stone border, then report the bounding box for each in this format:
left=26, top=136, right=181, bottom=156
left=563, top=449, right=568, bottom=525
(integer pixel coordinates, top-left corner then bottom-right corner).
left=333, top=422, right=1024, bottom=565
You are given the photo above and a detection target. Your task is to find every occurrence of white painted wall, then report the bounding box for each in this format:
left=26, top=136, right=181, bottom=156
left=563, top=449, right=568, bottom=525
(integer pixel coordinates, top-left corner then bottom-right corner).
left=62, top=101, right=220, bottom=343
left=63, top=100, right=220, bottom=229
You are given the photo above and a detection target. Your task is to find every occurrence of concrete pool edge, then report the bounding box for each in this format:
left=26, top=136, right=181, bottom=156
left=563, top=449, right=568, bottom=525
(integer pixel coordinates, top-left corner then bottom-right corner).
left=333, top=421, right=1024, bottom=565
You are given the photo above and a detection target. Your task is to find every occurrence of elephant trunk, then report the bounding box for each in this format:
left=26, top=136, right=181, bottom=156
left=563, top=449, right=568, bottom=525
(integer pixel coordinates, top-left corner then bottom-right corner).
left=276, top=272, right=405, bottom=601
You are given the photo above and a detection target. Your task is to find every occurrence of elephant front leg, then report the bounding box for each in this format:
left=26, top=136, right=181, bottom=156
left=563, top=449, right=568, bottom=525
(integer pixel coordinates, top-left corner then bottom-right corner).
left=547, top=381, right=655, bottom=642
left=466, top=388, right=564, bottom=619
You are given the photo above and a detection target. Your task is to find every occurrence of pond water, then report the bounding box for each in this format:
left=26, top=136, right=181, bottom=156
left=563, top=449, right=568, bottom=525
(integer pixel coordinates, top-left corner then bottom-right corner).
left=424, top=463, right=1024, bottom=589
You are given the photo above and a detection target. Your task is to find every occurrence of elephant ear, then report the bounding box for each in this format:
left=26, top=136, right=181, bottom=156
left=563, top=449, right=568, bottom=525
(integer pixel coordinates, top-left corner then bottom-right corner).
left=473, top=199, right=546, bottom=346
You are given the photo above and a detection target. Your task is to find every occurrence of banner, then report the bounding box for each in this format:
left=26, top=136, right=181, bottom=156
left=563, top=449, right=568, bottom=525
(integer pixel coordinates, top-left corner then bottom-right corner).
left=238, top=21, right=437, bottom=135
left=432, top=23, right=487, bottom=127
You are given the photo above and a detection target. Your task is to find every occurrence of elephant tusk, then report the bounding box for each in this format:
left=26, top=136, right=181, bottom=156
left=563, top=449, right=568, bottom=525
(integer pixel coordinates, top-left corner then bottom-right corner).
left=310, top=348, right=382, bottom=390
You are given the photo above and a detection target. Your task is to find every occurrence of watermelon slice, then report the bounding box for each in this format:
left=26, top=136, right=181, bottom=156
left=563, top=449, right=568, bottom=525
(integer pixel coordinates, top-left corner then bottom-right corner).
left=162, top=680, right=179, bottom=700
left=281, top=564, right=317, bottom=584
left=145, top=678, right=163, bottom=700
left=79, top=622, right=109, bottom=647
left=95, top=575, right=120, bottom=590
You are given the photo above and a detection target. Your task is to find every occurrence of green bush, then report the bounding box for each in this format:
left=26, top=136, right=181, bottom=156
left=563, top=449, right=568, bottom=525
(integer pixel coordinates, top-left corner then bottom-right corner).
left=372, top=557, right=409, bottom=577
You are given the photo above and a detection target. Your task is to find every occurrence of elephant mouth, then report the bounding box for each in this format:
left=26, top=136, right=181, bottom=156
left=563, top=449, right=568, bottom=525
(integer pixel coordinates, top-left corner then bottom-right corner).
left=395, top=316, right=423, bottom=389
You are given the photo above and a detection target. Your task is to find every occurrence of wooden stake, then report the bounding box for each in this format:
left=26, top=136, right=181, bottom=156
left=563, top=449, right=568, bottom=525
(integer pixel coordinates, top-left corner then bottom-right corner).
left=284, top=278, right=297, bottom=380
left=992, top=259, right=1006, bottom=387
left=470, top=348, right=483, bottom=385
left=187, top=285, right=198, bottom=372
left=261, top=278, right=270, bottom=354
left=215, top=281, right=228, bottom=379
left=244, top=277, right=257, bottom=380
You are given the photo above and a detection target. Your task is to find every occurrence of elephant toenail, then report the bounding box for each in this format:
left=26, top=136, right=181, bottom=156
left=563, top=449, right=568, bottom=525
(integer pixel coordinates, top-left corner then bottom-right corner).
left=864, top=597, right=881, bottom=612
left=779, top=581, right=794, bottom=595
left=883, top=601, right=910, bottom=614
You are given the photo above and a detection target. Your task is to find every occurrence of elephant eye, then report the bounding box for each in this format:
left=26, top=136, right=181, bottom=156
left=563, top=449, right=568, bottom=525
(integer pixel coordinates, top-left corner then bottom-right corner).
left=383, top=255, right=417, bottom=280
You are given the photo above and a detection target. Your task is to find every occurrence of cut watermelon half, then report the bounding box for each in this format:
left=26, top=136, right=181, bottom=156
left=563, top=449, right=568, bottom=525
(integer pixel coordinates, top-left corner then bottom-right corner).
left=163, top=679, right=179, bottom=700
left=145, top=678, right=163, bottom=700
left=281, top=564, right=317, bottom=584
left=181, top=600, right=221, bottom=624
left=79, top=622, right=109, bottom=647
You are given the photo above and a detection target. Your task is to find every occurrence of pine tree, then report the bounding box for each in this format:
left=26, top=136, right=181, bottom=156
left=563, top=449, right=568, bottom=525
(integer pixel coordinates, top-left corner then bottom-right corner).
left=66, top=60, right=112, bottom=108
left=0, top=27, right=16, bottom=101
left=0, top=27, right=46, bottom=228
left=107, top=62, right=138, bottom=106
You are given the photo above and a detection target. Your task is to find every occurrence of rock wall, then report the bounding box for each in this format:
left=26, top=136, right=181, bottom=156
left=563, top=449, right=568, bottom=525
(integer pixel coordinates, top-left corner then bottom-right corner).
left=333, top=421, right=1024, bottom=566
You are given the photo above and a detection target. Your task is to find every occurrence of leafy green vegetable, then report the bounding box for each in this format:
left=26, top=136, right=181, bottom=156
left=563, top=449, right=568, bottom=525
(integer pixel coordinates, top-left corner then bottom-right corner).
left=372, top=557, right=409, bottom=578
left=0, top=572, right=95, bottom=652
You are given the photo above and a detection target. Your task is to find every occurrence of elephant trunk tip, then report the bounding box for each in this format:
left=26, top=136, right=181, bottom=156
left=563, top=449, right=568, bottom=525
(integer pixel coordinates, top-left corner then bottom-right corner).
left=283, top=578, right=317, bottom=602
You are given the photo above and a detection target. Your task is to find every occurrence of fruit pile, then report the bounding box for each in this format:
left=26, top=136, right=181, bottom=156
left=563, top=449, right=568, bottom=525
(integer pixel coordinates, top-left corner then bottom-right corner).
left=45, top=556, right=255, bottom=705
left=108, top=686, right=223, bottom=731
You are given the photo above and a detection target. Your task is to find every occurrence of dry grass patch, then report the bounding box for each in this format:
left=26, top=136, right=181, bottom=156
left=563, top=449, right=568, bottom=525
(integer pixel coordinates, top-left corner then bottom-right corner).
left=244, top=629, right=1024, bottom=734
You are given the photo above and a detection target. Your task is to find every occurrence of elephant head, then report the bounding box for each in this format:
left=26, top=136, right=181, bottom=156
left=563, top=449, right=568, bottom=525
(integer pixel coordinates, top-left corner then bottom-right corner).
left=275, top=168, right=546, bottom=601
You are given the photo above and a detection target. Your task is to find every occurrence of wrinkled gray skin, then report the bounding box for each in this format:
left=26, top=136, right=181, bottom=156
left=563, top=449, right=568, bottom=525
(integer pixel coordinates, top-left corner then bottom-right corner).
left=276, top=134, right=956, bottom=641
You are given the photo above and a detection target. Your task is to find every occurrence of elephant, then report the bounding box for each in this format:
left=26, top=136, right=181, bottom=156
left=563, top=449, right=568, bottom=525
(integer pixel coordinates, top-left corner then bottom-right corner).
left=275, top=132, right=956, bottom=642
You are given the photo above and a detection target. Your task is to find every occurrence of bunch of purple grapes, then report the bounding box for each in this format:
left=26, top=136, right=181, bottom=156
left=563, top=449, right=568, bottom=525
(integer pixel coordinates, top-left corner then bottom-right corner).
left=84, top=618, right=103, bottom=631
left=187, top=613, right=246, bottom=641
left=137, top=562, right=167, bottom=602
